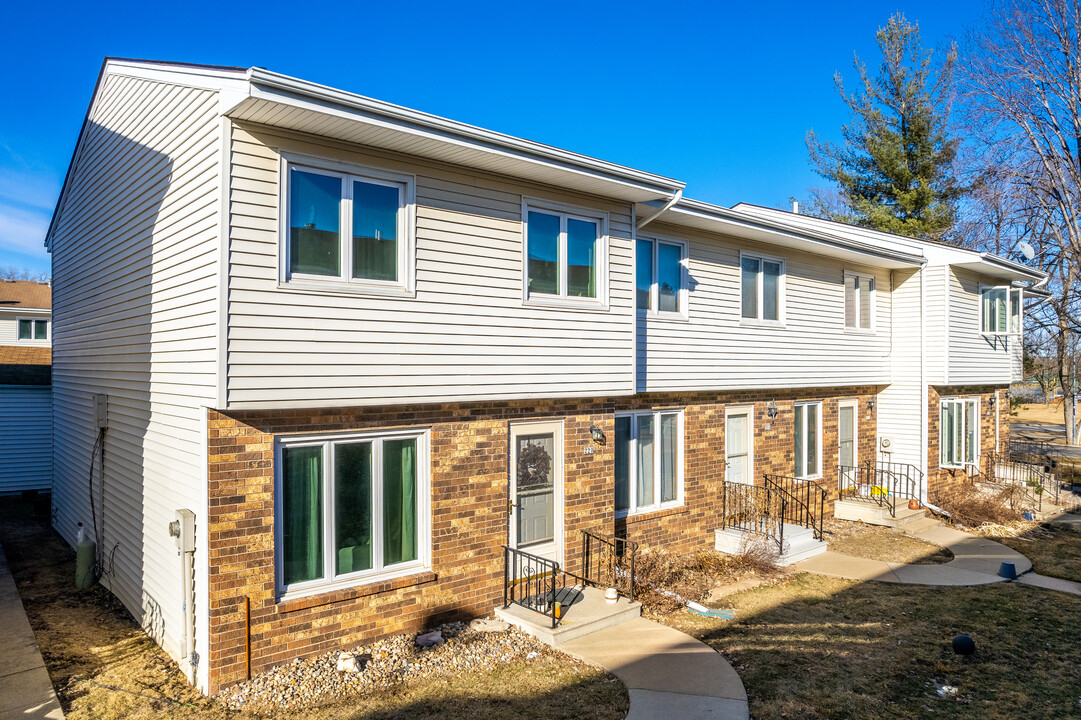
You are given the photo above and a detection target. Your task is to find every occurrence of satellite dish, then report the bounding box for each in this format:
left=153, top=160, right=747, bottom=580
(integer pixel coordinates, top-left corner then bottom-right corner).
left=1019, top=241, right=1035, bottom=261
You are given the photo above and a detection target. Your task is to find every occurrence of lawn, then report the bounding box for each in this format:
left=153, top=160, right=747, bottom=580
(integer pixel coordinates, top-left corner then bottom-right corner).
left=996, top=524, right=1081, bottom=584
left=0, top=498, right=627, bottom=720
left=665, top=573, right=1081, bottom=720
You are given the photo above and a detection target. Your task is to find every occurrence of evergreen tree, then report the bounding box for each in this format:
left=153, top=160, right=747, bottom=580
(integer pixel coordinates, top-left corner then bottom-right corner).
left=806, top=14, right=963, bottom=240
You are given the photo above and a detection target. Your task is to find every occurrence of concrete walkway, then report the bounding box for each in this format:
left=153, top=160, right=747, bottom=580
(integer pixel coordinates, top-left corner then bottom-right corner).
left=796, top=516, right=1032, bottom=585
left=561, top=617, right=749, bottom=720
left=0, top=541, right=64, bottom=719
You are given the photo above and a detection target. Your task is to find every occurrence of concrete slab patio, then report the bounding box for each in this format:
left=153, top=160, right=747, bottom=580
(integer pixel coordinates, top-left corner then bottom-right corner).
left=0, top=540, right=63, bottom=720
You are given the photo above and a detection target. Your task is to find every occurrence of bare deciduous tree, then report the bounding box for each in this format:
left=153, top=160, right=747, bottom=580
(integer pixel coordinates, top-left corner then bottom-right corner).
left=960, top=0, right=1081, bottom=443
left=0, top=266, right=49, bottom=282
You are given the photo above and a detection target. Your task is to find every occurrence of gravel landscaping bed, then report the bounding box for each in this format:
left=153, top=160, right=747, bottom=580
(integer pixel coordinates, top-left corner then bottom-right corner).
left=218, top=620, right=563, bottom=712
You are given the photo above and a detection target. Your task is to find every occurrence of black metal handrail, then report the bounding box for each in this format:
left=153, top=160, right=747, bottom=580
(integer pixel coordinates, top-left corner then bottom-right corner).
left=720, top=480, right=787, bottom=551
left=982, top=451, right=1045, bottom=512
left=579, top=529, right=638, bottom=601
left=502, top=545, right=565, bottom=628
left=838, top=460, right=923, bottom=517
left=765, top=474, right=827, bottom=540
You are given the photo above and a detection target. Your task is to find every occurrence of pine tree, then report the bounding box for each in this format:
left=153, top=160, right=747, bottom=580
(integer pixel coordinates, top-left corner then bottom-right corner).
left=806, top=14, right=963, bottom=240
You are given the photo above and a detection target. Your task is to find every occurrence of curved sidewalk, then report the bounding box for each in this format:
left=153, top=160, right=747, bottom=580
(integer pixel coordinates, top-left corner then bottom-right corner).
left=561, top=617, right=749, bottom=720
left=796, top=517, right=1033, bottom=585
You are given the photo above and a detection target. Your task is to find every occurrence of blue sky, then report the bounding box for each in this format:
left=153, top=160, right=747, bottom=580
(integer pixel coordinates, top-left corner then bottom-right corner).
left=0, top=0, right=986, bottom=276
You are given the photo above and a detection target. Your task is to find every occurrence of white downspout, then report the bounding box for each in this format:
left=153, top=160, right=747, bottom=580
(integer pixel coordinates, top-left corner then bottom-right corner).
left=919, top=260, right=931, bottom=506
left=636, top=189, right=683, bottom=231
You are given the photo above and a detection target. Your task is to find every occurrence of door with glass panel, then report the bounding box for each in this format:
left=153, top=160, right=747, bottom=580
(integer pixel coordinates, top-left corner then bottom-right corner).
left=725, top=408, right=753, bottom=485
left=509, top=421, right=564, bottom=563
left=838, top=400, right=858, bottom=490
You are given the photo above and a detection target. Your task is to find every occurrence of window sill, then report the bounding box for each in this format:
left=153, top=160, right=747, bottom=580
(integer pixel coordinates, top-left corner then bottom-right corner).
left=616, top=502, right=685, bottom=522
left=279, top=278, right=415, bottom=299
left=523, top=296, right=609, bottom=312
left=739, top=319, right=785, bottom=329
left=638, top=310, right=690, bottom=322
left=843, top=328, right=876, bottom=335
left=277, top=569, right=437, bottom=613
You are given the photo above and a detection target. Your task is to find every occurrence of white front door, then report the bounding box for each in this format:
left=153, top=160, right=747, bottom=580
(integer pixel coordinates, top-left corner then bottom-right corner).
left=509, top=420, right=564, bottom=564
left=725, top=407, right=753, bottom=485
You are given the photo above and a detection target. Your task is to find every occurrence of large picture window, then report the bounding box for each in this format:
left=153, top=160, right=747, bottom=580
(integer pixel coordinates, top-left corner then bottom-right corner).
left=614, top=410, right=682, bottom=515
left=741, top=253, right=784, bottom=322
left=283, top=159, right=413, bottom=293
left=524, top=203, right=606, bottom=303
left=794, top=401, right=821, bottom=479
left=636, top=237, right=686, bottom=314
left=940, top=398, right=979, bottom=469
left=276, top=430, right=429, bottom=596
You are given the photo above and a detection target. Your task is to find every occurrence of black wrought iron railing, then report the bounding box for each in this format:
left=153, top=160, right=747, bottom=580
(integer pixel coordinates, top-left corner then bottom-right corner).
left=579, top=529, right=638, bottom=602
left=765, top=474, right=827, bottom=540
left=982, top=451, right=1045, bottom=513
left=720, top=480, right=786, bottom=551
left=838, top=461, right=923, bottom=517
left=502, top=545, right=566, bottom=628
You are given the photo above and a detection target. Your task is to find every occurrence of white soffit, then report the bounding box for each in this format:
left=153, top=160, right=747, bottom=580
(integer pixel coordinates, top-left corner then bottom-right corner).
left=226, top=73, right=684, bottom=205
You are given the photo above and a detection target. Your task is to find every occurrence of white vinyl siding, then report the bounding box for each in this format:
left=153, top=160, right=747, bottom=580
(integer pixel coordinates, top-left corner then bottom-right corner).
left=637, top=222, right=893, bottom=392
left=876, top=267, right=924, bottom=471
left=0, top=386, right=52, bottom=493
left=48, top=73, right=220, bottom=690
left=948, top=268, right=1014, bottom=385
left=226, top=126, right=635, bottom=409
left=0, top=312, right=51, bottom=346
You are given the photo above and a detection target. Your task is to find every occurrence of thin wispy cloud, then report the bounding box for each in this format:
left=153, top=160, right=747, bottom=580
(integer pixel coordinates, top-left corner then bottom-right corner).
left=0, top=161, right=58, bottom=270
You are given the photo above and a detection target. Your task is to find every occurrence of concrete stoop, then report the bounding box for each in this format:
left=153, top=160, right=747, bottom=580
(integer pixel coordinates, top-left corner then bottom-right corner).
left=495, top=585, right=642, bottom=646
left=715, top=523, right=827, bottom=566
left=833, top=499, right=927, bottom=528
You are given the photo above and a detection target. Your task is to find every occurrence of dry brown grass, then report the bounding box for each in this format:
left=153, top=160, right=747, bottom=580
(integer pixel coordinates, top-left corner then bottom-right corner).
left=995, top=523, right=1081, bottom=584
left=0, top=498, right=627, bottom=720
left=632, top=541, right=784, bottom=614
left=1014, top=401, right=1068, bottom=426
left=822, top=518, right=953, bottom=565
left=665, top=573, right=1081, bottom=719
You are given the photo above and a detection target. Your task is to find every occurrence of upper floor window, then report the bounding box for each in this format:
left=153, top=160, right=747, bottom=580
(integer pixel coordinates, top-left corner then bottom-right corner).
left=636, top=238, right=686, bottom=315
left=844, top=272, right=875, bottom=331
left=614, top=409, right=683, bottom=515
left=980, top=285, right=1016, bottom=335
left=276, top=429, right=430, bottom=598
left=741, top=253, right=783, bottom=323
left=524, top=203, right=606, bottom=304
left=17, top=318, right=48, bottom=341
left=794, top=401, right=821, bottom=479
left=940, top=398, right=978, bottom=469
left=283, top=158, right=414, bottom=294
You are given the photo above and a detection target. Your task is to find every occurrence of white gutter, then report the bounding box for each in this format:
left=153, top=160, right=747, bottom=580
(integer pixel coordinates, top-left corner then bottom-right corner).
left=636, top=189, right=683, bottom=230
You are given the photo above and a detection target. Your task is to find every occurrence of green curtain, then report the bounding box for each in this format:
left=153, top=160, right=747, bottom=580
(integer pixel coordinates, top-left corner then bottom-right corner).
left=383, top=439, right=417, bottom=566
left=283, top=446, right=323, bottom=585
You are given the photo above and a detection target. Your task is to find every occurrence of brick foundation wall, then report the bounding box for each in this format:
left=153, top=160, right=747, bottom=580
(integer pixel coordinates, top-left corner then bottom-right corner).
left=927, top=385, right=1010, bottom=504
left=205, top=385, right=880, bottom=693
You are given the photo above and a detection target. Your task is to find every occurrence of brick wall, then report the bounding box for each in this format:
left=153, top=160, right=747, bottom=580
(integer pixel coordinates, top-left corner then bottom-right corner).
left=205, top=385, right=880, bottom=693
left=927, top=385, right=1010, bottom=503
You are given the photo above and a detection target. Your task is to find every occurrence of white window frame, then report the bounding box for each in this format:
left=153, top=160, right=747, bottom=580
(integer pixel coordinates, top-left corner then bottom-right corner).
left=739, top=251, right=786, bottom=325
left=15, top=317, right=49, bottom=342
left=522, top=198, right=609, bottom=308
left=979, top=284, right=1011, bottom=336
left=794, top=400, right=823, bottom=480
left=837, top=398, right=859, bottom=468
left=843, top=271, right=876, bottom=332
left=636, top=235, right=689, bottom=318
left=939, top=397, right=980, bottom=470
left=274, top=428, right=431, bottom=600
left=279, top=153, right=416, bottom=297
left=614, top=409, right=684, bottom=517
left=1009, top=288, right=1022, bottom=335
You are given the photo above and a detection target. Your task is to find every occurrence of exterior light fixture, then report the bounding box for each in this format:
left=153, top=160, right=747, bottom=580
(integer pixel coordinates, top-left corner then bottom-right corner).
left=766, top=401, right=779, bottom=420
left=590, top=425, right=606, bottom=444
left=867, top=398, right=876, bottom=412
left=988, top=395, right=997, bottom=408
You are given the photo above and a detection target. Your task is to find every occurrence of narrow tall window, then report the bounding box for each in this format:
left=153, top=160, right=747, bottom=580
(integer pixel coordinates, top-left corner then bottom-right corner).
left=794, top=401, right=821, bottom=478
left=741, top=253, right=783, bottom=322
left=1009, top=288, right=1022, bottom=334
left=844, top=273, right=875, bottom=330
left=614, top=410, right=683, bottom=514
left=940, top=398, right=979, bottom=468
left=980, top=286, right=1009, bottom=334
left=524, top=204, right=604, bottom=302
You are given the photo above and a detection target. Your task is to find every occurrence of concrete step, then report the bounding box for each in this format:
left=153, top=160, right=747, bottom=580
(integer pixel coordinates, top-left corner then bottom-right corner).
left=834, top=499, right=926, bottom=528
left=899, top=516, right=942, bottom=536
left=495, top=585, right=642, bottom=646
left=781, top=530, right=828, bottom=565
left=716, top=524, right=827, bottom=566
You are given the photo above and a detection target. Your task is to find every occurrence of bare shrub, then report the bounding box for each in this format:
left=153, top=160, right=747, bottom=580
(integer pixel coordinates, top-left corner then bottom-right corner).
left=931, top=484, right=1022, bottom=528
left=631, top=543, right=782, bottom=614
